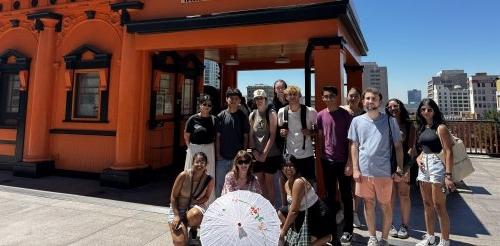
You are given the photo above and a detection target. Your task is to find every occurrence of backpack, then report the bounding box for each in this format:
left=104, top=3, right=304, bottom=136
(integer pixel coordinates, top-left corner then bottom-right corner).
left=283, top=104, right=308, bottom=150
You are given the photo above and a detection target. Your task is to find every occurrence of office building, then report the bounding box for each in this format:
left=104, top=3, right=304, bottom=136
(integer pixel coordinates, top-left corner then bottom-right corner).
left=469, top=73, right=498, bottom=118
left=362, top=62, right=389, bottom=102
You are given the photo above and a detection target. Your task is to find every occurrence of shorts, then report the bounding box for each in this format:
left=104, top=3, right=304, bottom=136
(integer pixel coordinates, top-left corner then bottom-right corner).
left=166, top=205, right=206, bottom=224
left=355, top=176, right=393, bottom=204
left=253, top=155, right=282, bottom=174
left=294, top=156, right=316, bottom=182
left=417, top=153, right=445, bottom=184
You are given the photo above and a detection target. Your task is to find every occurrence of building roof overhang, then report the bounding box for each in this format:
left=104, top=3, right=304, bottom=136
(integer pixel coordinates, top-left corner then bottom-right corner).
left=125, top=0, right=368, bottom=55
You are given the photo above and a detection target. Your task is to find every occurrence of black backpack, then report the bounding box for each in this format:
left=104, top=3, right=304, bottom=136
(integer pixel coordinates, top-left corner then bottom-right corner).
left=283, top=104, right=308, bottom=150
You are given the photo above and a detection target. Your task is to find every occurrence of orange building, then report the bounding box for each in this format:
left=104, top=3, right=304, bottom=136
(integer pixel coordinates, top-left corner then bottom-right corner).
left=0, top=0, right=367, bottom=188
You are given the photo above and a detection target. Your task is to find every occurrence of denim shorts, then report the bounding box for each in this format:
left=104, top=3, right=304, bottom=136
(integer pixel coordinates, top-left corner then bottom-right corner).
left=417, top=153, right=445, bottom=184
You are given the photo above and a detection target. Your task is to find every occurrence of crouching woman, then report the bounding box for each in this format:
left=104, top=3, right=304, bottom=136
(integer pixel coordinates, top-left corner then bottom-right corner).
left=169, top=152, right=214, bottom=246
left=278, top=153, right=334, bottom=246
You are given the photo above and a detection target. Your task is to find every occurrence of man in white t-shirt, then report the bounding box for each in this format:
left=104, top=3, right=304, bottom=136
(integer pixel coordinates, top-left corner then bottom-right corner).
left=277, top=85, right=318, bottom=183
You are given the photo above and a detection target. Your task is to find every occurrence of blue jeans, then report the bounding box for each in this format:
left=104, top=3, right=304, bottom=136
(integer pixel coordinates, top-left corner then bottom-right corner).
left=215, top=159, right=233, bottom=198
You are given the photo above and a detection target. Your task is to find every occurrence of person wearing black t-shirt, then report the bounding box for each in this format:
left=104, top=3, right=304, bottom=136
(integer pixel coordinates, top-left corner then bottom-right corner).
left=184, top=95, right=217, bottom=203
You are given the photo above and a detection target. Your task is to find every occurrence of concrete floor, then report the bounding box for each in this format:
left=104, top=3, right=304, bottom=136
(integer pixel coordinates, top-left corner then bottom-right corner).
left=0, top=156, right=498, bottom=245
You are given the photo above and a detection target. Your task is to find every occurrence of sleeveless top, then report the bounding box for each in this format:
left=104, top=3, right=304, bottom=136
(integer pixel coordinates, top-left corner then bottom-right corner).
left=250, top=109, right=281, bottom=157
left=286, top=180, right=319, bottom=211
left=177, top=169, right=211, bottom=210
left=418, top=127, right=443, bottom=154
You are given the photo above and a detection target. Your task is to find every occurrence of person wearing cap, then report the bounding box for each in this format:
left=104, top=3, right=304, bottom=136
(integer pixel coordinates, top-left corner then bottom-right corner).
left=277, top=86, right=318, bottom=185
left=249, top=89, right=281, bottom=205
left=215, top=87, right=250, bottom=197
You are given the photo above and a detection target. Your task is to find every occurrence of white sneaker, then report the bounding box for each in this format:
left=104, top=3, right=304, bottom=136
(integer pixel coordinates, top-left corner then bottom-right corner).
left=353, top=212, right=362, bottom=228
left=397, top=224, right=409, bottom=239
left=389, top=225, right=398, bottom=238
left=437, top=239, right=450, bottom=246
left=416, top=234, right=436, bottom=246
left=367, top=236, right=379, bottom=246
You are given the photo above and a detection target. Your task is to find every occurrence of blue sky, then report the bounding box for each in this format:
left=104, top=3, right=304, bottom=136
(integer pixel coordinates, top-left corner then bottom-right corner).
left=238, top=0, right=500, bottom=103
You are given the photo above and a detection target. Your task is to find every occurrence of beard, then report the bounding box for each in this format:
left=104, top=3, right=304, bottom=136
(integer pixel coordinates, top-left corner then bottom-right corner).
left=365, top=104, right=379, bottom=111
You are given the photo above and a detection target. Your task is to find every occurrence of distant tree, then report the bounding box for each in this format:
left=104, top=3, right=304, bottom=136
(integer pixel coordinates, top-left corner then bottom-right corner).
left=484, top=109, right=500, bottom=122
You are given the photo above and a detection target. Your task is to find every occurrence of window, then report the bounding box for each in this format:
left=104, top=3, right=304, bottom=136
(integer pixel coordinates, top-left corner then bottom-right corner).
left=155, top=73, right=174, bottom=116
left=63, top=45, right=111, bottom=123
left=0, top=73, right=20, bottom=125
left=181, top=79, right=194, bottom=115
left=73, top=72, right=100, bottom=119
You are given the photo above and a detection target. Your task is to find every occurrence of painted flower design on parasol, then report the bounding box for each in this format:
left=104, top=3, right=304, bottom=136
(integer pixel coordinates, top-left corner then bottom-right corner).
left=200, top=190, right=280, bottom=246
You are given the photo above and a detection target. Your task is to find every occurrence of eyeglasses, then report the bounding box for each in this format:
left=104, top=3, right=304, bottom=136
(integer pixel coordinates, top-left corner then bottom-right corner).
left=237, top=159, right=251, bottom=165
left=420, top=108, right=434, bottom=112
left=202, top=103, right=212, bottom=107
left=194, top=160, right=207, bottom=164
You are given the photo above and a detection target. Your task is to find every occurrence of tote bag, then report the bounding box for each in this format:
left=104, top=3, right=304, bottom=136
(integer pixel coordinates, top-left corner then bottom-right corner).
left=437, top=135, right=475, bottom=182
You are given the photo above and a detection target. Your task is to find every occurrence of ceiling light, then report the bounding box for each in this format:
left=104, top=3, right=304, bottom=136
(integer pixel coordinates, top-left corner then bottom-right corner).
left=225, top=55, right=239, bottom=66
left=275, top=45, right=290, bottom=64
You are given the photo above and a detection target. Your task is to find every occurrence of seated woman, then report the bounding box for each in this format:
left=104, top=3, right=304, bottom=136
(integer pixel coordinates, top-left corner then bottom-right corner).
left=221, top=150, right=262, bottom=195
left=169, top=152, right=214, bottom=246
left=278, top=154, right=334, bottom=246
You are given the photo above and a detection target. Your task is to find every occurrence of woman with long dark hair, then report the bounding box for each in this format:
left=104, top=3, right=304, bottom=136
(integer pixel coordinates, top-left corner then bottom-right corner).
left=221, top=150, right=261, bottom=195
left=385, top=98, right=416, bottom=239
left=278, top=154, right=334, bottom=246
left=169, top=152, right=214, bottom=246
left=415, top=99, right=455, bottom=246
left=184, top=95, right=217, bottom=203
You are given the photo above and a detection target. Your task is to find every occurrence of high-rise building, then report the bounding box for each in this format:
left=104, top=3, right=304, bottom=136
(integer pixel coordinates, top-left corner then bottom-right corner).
left=407, top=89, right=422, bottom=105
left=427, top=70, right=468, bottom=99
left=204, top=59, right=220, bottom=89
left=427, top=70, right=470, bottom=119
left=361, top=62, right=389, bottom=102
left=469, top=73, right=498, bottom=118
left=496, top=78, right=500, bottom=112
left=246, top=84, right=274, bottom=101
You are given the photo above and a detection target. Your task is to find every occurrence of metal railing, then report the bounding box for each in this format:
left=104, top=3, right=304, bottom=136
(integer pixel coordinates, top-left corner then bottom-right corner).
left=447, top=120, right=500, bottom=156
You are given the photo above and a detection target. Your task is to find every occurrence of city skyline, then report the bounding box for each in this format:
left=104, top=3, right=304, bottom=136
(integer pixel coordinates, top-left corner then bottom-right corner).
left=238, top=0, right=500, bottom=103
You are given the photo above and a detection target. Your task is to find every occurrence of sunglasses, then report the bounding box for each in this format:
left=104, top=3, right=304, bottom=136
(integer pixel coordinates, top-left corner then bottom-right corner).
left=237, top=159, right=251, bottom=165
left=202, top=103, right=212, bottom=107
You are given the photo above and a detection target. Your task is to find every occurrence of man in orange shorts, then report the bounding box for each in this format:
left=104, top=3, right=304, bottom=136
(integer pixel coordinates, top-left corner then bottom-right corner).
left=347, top=88, right=404, bottom=246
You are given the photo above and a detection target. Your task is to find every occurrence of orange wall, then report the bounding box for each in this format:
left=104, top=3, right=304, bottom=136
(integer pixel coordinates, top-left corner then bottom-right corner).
left=50, top=134, right=116, bottom=172
left=0, top=129, right=17, bottom=141
left=0, top=144, right=15, bottom=156
left=40, top=18, right=123, bottom=171
left=135, top=0, right=333, bottom=21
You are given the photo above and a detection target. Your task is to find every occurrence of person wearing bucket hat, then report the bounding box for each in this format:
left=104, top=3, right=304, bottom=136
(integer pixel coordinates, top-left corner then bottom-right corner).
left=249, top=89, right=281, bottom=205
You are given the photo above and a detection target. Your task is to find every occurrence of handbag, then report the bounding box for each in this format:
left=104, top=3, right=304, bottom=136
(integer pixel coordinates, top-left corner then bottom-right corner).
left=388, top=116, right=397, bottom=174
left=437, top=133, right=475, bottom=182
left=285, top=178, right=311, bottom=246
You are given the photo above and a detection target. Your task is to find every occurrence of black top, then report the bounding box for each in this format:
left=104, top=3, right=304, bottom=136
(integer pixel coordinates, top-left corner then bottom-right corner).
left=418, top=127, right=442, bottom=154
left=185, top=114, right=217, bottom=145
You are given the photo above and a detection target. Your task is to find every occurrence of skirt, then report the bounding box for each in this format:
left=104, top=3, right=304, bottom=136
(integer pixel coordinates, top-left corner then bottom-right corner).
left=185, top=143, right=216, bottom=204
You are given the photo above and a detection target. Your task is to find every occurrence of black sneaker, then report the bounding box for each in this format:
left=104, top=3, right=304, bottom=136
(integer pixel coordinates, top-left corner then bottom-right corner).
left=340, top=232, right=352, bottom=246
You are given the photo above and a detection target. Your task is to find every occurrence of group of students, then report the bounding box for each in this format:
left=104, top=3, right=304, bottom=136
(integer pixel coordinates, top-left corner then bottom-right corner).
left=168, top=79, right=456, bottom=246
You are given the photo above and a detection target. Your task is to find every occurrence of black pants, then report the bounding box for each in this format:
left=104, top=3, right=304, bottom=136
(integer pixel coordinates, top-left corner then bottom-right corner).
left=321, top=159, right=353, bottom=234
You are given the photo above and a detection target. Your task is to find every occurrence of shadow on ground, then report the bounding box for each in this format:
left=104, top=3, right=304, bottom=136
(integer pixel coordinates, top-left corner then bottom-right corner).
left=0, top=164, right=183, bottom=207
left=351, top=181, right=491, bottom=245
